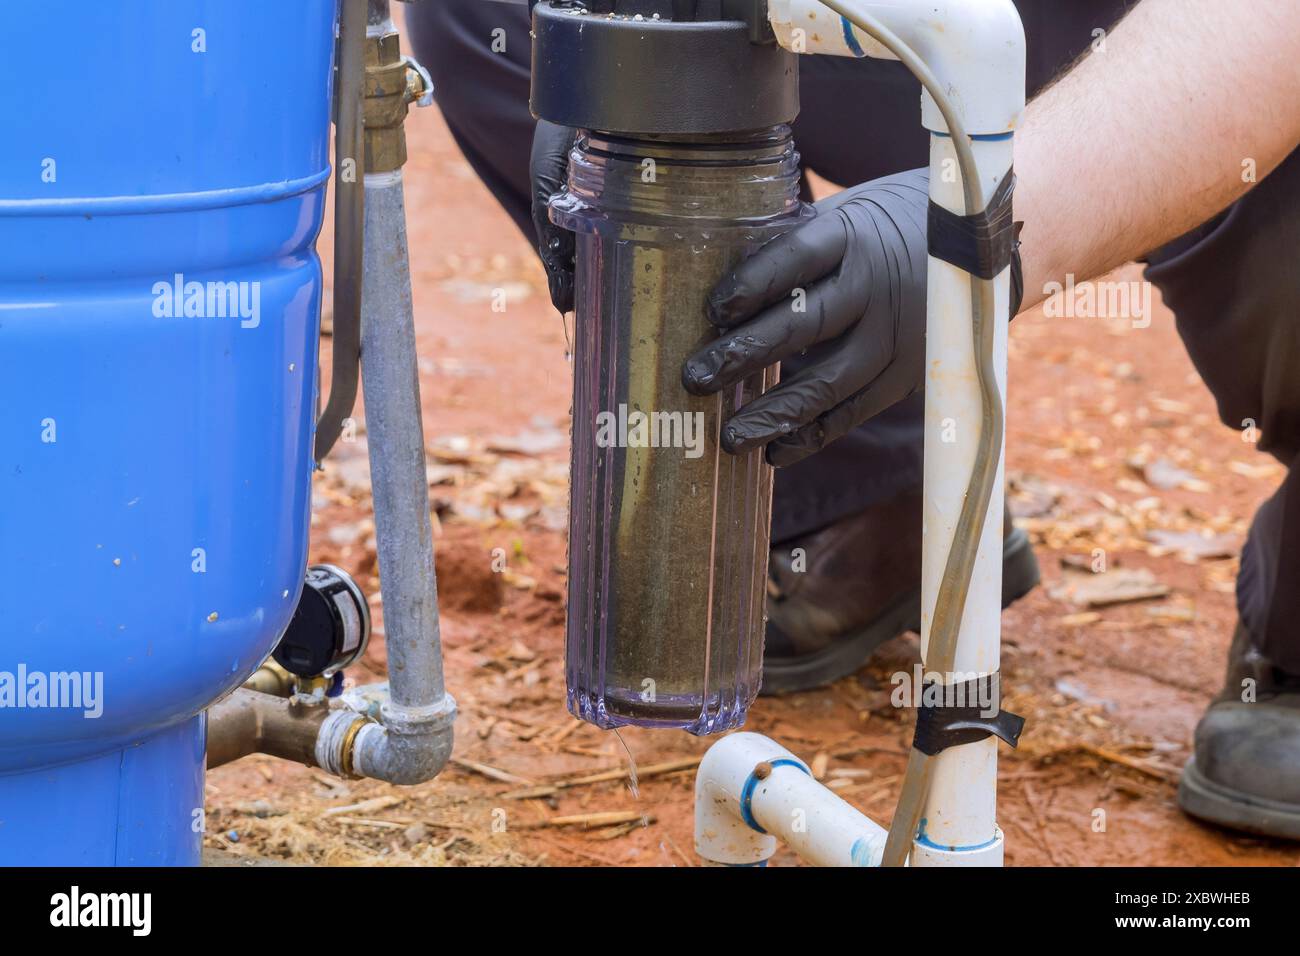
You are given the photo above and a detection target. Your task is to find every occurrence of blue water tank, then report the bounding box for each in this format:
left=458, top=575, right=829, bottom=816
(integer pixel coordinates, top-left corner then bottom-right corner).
left=0, top=0, right=338, bottom=864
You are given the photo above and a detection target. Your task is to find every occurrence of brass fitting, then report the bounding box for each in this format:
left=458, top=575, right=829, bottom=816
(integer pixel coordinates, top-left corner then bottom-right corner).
left=363, top=30, right=431, bottom=173
left=242, top=659, right=296, bottom=697
left=206, top=688, right=334, bottom=770
left=337, top=712, right=367, bottom=778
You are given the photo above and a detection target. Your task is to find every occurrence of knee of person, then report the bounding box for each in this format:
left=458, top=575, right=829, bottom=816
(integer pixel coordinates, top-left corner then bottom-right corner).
left=406, top=0, right=531, bottom=70
left=407, top=2, right=532, bottom=123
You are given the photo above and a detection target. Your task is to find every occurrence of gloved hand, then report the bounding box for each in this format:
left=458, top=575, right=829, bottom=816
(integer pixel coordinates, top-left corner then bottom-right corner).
left=530, top=120, right=578, bottom=314
left=682, top=167, right=1022, bottom=467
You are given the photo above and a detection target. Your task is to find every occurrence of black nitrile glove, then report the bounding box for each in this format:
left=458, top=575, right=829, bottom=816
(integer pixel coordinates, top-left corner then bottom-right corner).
left=530, top=120, right=578, bottom=314
left=682, top=167, right=1023, bottom=467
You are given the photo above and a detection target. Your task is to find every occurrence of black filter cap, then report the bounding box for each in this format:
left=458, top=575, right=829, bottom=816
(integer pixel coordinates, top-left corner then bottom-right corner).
left=530, top=0, right=799, bottom=134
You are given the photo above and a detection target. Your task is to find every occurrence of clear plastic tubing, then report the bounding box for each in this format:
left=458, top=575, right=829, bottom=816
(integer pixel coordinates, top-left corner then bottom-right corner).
left=552, top=126, right=811, bottom=735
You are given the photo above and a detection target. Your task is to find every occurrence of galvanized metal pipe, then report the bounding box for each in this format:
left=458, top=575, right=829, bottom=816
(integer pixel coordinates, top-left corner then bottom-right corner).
left=208, top=0, right=456, bottom=787
left=348, top=99, right=456, bottom=779
left=360, top=170, right=450, bottom=713
left=308, top=0, right=459, bottom=785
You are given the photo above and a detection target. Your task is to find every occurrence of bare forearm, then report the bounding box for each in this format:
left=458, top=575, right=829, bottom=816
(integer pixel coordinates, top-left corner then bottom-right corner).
left=1015, top=0, right=1300, bottom=310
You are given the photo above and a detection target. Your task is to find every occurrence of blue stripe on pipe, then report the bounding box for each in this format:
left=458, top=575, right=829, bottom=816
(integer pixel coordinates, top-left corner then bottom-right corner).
left=914, top=817, right=1002, bottom=852
left=740, top=758, right=810, bottom=833
left=840, top=17, right=867, bottom=57
left=931, top=130, right=1016, bottom=142
left=849, top=836, right=878, bottom=867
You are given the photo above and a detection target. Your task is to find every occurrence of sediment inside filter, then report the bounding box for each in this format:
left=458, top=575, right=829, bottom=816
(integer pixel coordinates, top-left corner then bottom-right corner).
left=557, top=129, right=809, bottom=734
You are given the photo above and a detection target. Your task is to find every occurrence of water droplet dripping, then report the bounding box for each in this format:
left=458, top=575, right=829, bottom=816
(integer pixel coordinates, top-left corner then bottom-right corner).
left=612, top=728, right=639, bottom=799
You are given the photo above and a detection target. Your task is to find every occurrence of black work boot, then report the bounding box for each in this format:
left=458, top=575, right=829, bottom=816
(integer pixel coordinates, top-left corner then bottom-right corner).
left=1178, top=623, right=1300, bottom=840
left=761, top=490, right=1040, bottom=694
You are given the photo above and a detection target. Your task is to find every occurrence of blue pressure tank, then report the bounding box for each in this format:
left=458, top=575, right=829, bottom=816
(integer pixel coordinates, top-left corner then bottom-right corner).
left=0, top=1, right=338, bottom=864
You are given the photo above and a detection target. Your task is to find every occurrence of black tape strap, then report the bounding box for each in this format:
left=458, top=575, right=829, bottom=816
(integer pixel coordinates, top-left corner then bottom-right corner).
left=911, top=673, right=1025, bottom=756
left=928, top=168, right=1017, bottom=281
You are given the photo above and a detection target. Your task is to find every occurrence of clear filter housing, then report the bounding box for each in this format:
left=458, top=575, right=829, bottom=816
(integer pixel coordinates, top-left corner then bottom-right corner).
left=552, top=127, right=810, bottom=735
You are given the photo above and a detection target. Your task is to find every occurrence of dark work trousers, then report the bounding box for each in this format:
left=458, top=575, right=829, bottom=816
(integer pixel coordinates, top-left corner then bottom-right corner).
left=407, top=0, right=1300, bottom=671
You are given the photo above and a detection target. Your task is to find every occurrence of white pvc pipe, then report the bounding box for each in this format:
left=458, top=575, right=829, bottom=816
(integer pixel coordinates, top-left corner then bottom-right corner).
left=769, top=0, right=1026, bottom=866
left=916, top=133, right=1013, bottom=865
left=695, top=732, right=888, bottom=866
left=768, top=0, right=1024, bottom=135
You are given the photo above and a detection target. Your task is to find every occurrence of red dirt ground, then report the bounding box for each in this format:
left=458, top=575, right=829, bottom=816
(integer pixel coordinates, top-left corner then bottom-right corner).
left=205, top=56, right=1300, bottom=868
